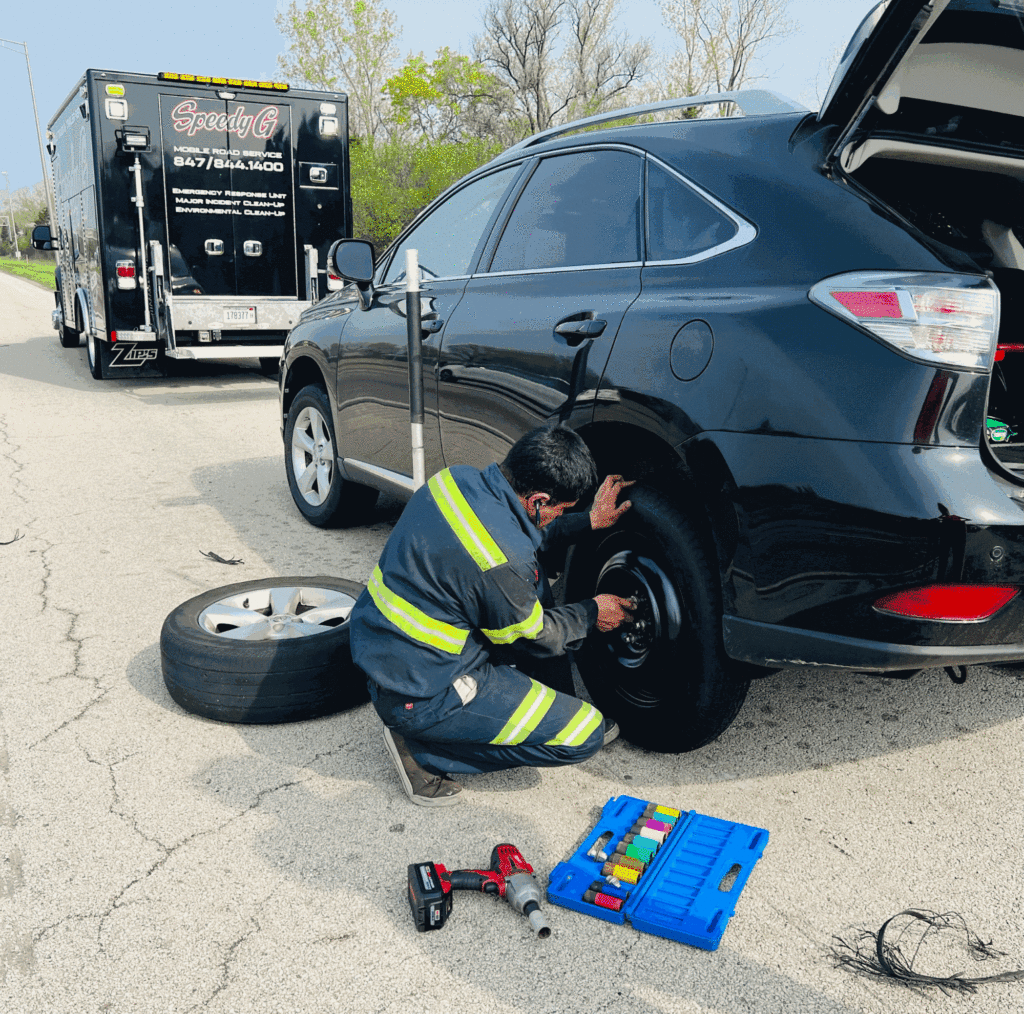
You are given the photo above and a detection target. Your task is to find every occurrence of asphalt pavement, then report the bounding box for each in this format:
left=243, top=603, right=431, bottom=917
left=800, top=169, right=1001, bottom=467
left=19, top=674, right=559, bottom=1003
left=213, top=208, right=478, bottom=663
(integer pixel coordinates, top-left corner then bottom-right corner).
left=1, top=268, right=1022, bottom=1013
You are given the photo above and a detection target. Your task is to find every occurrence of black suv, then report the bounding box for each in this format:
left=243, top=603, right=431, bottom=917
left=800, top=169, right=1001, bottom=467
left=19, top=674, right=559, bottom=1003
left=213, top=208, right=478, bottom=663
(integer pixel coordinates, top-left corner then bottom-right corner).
left=280, top=0, right=1024, bottom=752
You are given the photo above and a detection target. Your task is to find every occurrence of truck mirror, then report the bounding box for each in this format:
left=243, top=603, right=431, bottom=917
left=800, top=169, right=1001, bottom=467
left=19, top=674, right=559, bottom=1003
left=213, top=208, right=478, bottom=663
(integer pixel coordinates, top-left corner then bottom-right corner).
left=32, top=225, right=56, bottom=251
left=329, top=238, right=375, bottom=285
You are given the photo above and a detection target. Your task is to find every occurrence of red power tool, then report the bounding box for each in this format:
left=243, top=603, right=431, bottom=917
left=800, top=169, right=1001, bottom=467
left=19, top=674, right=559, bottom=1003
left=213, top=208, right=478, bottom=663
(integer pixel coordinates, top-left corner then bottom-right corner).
left=407, top=843, right=551, bottom=938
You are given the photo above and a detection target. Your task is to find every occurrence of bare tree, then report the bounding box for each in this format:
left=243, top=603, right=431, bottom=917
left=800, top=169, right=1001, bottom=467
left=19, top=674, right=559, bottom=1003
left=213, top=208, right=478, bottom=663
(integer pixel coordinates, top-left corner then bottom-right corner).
left=564, top=0, right=653, bottom=120
left=276, top=0, right=400, bottom=139
left=658, top=0, right=794, bottom=111
left=474, top=0, right=651, bottom=137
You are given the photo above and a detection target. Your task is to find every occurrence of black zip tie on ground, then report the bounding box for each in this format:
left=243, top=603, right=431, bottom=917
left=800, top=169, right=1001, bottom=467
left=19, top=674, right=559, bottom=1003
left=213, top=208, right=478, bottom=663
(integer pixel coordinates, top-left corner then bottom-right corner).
left=1, top=529, right=23, bottom=545
left=831, top=909, right=1024, bottom=995
left=200, top=551, right=244, bottom=565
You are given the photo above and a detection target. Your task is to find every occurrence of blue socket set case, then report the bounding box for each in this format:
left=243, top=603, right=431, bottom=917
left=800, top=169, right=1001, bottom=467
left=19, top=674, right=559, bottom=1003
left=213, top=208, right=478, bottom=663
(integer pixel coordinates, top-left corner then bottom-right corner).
left=547, top=794, right=768, bottom=950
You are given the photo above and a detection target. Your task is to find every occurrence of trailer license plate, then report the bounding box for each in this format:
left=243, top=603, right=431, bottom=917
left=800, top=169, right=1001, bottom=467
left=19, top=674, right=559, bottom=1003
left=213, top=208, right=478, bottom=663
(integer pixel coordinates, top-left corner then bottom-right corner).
left=224, top=306, right=257, bottom=325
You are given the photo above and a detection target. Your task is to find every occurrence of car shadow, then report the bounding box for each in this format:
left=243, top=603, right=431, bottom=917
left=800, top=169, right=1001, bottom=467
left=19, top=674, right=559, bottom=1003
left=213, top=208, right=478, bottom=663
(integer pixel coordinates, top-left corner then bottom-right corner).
left=584, top=662, right=1024, bottom=784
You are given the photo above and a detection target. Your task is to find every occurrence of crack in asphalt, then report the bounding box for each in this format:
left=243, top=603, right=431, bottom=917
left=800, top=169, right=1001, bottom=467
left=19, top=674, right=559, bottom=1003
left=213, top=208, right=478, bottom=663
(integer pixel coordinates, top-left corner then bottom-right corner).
left=26, top=535, right=107, bottom=750
left=0, top=414, right=28, bottom=508
left=83, top=775, right=311, bottom=957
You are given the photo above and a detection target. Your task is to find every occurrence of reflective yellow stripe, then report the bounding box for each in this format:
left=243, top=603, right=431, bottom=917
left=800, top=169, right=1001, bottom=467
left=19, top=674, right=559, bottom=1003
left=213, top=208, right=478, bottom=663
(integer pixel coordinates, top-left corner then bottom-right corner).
left=491, top=679, right=556, bottom=746
left=545, top=703, right=602, bottom=747
left=367, top=566, right=469, bottom=655
left=429, top=468, right=508, bottom=572
left=482, top=599, right=544, bottom=645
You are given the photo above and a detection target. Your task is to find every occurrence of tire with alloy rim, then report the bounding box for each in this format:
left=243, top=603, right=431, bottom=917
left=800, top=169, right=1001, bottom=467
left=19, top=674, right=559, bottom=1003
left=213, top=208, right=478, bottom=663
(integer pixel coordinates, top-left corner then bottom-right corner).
left=284, top=384, right=378, bottom=527
left=566, top=485, right=751, bottom=752
left=160, top=576, right=369, bottom=723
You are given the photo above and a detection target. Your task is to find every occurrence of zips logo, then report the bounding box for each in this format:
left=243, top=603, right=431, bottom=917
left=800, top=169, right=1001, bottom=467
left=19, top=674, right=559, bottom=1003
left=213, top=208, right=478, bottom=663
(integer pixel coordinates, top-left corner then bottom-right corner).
left=110, top=344, right=159, bottom=367
left=170, top=101, right=279, bottom=140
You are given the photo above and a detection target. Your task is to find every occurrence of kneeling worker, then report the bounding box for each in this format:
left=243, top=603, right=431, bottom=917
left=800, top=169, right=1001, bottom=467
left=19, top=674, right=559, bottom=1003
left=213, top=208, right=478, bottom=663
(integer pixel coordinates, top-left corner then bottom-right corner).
left=349, top=424, right=635, bottom=806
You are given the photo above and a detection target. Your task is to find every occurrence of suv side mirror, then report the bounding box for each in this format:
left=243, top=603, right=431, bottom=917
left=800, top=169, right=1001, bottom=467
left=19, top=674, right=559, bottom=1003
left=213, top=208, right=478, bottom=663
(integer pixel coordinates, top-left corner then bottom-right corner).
left=32, top=224, right=58, bottom=251
left=328, top=238, right=376, bottom=309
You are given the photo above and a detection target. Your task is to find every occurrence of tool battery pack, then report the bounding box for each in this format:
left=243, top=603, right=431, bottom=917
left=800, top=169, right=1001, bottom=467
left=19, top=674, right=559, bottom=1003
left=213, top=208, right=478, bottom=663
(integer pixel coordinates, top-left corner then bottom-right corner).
left=547, top=795, right=768, bottom=950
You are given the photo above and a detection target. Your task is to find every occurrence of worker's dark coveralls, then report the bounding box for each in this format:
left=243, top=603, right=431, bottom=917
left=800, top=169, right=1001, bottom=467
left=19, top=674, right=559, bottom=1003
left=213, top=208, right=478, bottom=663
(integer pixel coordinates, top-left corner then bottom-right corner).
left=349, top=463, right=605, bottom=776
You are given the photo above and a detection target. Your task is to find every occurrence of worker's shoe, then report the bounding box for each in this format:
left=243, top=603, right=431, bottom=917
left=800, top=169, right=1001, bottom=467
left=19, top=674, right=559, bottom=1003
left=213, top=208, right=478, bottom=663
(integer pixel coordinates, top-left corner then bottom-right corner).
left=602, top=720, right=620, bottom=747
left=382, top=725, right=463, bottom=807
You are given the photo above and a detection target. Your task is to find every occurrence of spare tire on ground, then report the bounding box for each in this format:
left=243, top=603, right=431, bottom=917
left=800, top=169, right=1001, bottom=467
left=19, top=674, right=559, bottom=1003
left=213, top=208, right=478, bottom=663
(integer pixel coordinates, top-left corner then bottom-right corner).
left=160, top=576, right=368, bottom=723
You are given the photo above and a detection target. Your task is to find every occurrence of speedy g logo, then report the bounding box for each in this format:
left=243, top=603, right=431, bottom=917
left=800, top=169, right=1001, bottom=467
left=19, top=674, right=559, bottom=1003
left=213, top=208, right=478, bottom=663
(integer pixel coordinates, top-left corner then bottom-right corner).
left=170, top=101, right=279, bottom=140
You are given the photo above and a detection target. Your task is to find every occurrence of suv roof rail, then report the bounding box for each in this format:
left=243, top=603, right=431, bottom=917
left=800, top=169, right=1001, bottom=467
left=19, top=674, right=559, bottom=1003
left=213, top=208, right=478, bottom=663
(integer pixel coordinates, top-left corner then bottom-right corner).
left=503, top=89, right=808, bottom=155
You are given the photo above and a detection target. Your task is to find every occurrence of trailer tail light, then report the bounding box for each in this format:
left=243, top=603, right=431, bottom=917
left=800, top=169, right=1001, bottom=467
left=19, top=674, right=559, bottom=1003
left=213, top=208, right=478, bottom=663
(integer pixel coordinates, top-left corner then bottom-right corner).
left=874, top=584, right=1017, bottom=622
left=116, top=260, right=137, bottom=290
left=809, top=271, right=999, bottom=371
left=327, top=270, right=343, bottom=291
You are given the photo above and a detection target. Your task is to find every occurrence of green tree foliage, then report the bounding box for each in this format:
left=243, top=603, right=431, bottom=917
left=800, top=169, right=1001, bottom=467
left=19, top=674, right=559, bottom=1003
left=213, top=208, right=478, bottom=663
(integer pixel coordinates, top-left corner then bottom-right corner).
left=384, top=47, right=511, bottom=145
left=276, top=0, right=399, bottom=138
left=350, top=135, right=504, bottom=251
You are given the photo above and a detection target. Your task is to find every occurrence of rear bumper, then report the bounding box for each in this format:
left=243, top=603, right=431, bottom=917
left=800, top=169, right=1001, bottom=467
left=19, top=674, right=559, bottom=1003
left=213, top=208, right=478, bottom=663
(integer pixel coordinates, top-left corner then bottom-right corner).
left=165, top=345, right=283, bottom=361
left=723, top=614, right=1024, bottom=670
left=168, top=296, right=310, bottom=331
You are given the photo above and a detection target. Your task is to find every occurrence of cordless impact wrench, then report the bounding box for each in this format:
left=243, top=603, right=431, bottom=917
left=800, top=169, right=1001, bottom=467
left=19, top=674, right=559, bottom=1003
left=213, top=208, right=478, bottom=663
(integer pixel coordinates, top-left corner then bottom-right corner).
left=407, top=843, right=551, bottom=938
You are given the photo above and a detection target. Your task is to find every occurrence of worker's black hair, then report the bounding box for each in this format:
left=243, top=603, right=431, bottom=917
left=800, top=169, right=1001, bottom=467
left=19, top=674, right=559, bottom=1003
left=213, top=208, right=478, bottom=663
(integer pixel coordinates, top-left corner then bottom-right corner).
left=501, top=424, right=598, bottom=504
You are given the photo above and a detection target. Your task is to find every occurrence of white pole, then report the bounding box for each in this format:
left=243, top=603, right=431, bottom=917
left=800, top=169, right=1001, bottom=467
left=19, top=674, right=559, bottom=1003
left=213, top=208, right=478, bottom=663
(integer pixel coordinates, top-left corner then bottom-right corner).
left=405, top=248, right=426, bottom=489
left=0, top=39, right=55, bottom=228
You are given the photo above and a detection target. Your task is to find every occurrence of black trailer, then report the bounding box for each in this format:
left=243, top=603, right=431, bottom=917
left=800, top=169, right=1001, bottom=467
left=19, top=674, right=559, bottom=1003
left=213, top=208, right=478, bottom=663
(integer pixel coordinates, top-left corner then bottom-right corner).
left=32, top=68, right=350, bottom=379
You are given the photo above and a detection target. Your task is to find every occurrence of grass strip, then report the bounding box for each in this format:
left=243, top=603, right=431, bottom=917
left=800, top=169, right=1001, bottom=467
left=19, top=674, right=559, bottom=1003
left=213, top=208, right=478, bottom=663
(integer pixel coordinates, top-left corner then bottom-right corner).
left=0, top=257, right=56, bottom=288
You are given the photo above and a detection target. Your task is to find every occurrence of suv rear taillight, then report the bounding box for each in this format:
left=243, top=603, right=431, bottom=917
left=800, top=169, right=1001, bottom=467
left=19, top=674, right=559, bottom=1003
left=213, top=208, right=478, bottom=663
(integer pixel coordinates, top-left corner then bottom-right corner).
left=116, top=259, right=137, bottom=290
left=874, top=584, right=1017, bottom=622
left=810, top=272, right=999, bottom=371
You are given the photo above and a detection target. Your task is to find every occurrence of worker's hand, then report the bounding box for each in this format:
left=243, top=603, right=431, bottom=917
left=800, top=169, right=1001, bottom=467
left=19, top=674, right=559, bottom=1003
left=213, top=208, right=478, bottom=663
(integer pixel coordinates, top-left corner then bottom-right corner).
left=590, top=475, right=635, bottom=530
left=594, top=594, right=635, bottom=632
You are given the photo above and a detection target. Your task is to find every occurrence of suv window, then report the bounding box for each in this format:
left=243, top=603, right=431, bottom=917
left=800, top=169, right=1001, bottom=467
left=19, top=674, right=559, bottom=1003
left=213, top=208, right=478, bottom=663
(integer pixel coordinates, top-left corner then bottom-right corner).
left=383, top=166, right=520, bottom=283
left=646, top=161, right=737, bottom=261
left=489, top=150, right=642, bottom=272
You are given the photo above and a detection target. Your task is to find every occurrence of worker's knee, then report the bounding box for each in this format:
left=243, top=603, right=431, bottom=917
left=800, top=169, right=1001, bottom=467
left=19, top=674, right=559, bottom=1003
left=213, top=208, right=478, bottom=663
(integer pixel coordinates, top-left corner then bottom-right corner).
left=560, top=718, right=604, bottom=765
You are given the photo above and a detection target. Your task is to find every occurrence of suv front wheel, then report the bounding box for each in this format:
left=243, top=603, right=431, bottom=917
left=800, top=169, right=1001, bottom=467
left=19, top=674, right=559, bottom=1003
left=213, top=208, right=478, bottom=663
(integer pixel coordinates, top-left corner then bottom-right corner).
left=567, top=486, right=751, bottom=752
left=284, top=384, right=378, bottom=527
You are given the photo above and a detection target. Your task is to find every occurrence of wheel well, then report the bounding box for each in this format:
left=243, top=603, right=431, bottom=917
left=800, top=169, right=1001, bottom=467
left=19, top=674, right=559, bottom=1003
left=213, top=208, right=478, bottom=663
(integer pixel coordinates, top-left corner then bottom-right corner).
left=578, top=421, right=741, bottom=591
left=281, top=355, right=329, bottom=424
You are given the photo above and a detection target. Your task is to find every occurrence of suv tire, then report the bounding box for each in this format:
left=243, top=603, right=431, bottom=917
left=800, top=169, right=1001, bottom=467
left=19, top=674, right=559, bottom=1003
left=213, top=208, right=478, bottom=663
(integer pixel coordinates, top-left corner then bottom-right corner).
left=567, top=486, right=751, bottom=752
left=160, top=576, right=369, bottom=724
left=284, top=384, right=378, bottom=526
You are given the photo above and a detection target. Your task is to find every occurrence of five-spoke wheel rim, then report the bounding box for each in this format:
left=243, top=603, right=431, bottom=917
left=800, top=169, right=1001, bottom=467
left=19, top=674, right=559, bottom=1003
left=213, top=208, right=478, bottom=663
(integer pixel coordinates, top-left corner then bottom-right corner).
left=197, top=585, right=356, bottom=640
left=290, top=406, right=334, bottom=506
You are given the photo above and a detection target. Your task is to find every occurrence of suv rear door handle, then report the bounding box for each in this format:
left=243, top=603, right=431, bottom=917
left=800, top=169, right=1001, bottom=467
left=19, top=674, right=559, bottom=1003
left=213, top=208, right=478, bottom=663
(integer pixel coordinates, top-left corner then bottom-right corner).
left=555, top=318, right=607, bottom=341
left=421, top=318, right=444, bottom=335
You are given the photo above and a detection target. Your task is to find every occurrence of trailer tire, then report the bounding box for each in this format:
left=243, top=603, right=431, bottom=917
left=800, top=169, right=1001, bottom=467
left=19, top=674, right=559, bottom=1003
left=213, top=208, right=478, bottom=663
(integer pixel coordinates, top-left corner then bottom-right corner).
left=56, top=288, right=80, bottom=348
left=86, top=331, right=115, bottom=380
left=160, top=576, right=369, bottom=724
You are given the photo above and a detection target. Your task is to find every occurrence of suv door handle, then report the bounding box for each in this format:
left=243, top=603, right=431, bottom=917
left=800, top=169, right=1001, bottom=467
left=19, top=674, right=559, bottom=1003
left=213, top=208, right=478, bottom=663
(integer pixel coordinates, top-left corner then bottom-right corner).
left=421, top=318, right=444, bottom=334
left=554, top=318, right=607, bottom=343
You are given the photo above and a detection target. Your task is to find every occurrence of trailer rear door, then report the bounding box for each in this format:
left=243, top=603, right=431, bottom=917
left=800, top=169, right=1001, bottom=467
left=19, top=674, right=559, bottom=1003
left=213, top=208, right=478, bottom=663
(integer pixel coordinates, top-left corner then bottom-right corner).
left=159, top=93, right=297, bottom=300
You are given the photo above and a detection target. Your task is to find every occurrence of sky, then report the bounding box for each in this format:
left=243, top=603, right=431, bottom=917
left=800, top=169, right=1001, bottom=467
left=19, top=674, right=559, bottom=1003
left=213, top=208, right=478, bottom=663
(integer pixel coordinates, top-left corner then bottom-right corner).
left=0, top=0, right=880, bottom=195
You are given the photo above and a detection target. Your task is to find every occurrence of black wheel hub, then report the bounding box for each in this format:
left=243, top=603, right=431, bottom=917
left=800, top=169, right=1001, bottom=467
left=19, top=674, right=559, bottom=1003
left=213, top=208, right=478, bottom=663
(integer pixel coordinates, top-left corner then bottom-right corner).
left=594, top=550, right=682, bottom=669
